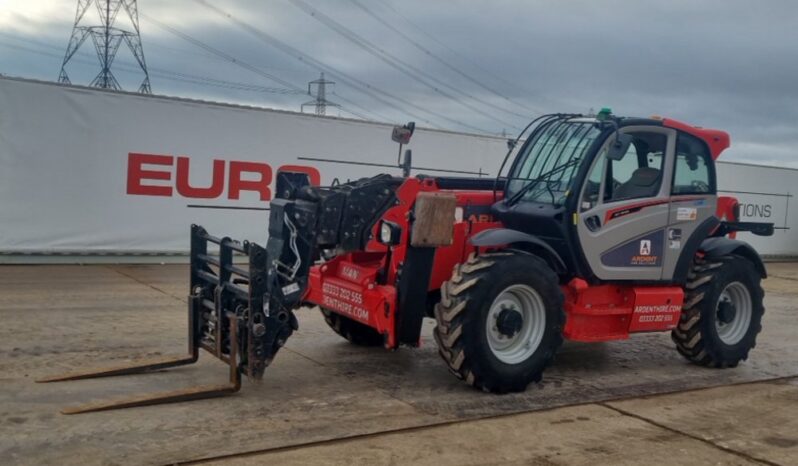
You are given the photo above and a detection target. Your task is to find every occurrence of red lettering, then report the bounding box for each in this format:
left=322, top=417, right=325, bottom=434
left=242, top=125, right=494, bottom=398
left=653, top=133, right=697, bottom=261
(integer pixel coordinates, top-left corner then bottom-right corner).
left=228, top=161, right=272, bottom=201
left=127, top=153, right=173, bottom=196
left=277, top=165, right=321, bottom=186
left=175, top=157, right=225, bottom=199
left=125, top=154, right=316, bottom=202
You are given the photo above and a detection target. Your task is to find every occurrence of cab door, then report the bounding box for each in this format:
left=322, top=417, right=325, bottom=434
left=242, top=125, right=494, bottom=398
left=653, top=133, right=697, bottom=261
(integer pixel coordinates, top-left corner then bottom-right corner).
left=661, top=132, right=718, bottom=281
left=575, top=126, right=677, bottom=281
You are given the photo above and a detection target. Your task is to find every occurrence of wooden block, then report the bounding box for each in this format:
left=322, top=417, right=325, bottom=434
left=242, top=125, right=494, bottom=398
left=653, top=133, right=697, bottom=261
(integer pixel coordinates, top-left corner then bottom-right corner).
left=410, top=192, right=457, bottom=247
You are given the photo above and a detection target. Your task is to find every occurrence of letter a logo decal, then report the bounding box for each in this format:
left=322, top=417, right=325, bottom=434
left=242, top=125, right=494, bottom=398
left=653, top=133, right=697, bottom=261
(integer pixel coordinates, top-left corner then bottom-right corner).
left=640, top=239, right=651, bottom=256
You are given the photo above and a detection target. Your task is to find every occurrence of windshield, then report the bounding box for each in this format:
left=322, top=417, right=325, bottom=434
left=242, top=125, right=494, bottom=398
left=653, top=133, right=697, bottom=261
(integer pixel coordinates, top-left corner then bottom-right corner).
left=506, top=121, right=602, bottom=205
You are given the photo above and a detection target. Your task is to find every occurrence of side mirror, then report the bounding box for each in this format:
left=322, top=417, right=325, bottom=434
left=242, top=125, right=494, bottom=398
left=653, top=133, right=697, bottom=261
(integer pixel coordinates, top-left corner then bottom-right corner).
left=391, top=122, right=415, bottom=144
left=506, top=138, right=517, bottom=150
left=607, top=133, right=633, bottom=161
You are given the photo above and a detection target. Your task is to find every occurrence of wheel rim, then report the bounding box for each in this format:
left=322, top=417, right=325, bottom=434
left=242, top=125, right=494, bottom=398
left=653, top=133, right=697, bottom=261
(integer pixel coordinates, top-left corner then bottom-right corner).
left=486, top=284, right=546, bottom=364
left=715, top=281, right=752, bottom=345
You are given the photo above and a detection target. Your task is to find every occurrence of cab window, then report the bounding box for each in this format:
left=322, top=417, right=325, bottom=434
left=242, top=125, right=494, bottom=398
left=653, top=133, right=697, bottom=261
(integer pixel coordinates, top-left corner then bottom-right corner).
left=580, top=156, right=605, bottom=211
left=604, top=132, right=667, bottom=203
left=672, top=133, right=714, bottom=195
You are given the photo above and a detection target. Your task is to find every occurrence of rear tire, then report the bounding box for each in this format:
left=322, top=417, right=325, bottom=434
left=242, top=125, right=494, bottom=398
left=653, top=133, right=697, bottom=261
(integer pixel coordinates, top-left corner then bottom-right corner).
left=321, top=308, right=384, bottom=346
left=671, top=255, right=764, bottom=367
left=433, top=252, right=565, bottom=393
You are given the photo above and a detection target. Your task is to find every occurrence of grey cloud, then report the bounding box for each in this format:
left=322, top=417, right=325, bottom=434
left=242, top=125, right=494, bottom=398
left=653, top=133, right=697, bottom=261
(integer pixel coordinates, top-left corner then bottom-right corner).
left=1, top=0, right=796, bottom=164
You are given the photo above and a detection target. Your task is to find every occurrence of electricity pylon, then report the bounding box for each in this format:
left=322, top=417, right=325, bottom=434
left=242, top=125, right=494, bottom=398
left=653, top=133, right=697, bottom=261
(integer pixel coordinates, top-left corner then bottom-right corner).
left=59, top=0, right=151, bottom=93
left=301, top=72, right=339, bottom=115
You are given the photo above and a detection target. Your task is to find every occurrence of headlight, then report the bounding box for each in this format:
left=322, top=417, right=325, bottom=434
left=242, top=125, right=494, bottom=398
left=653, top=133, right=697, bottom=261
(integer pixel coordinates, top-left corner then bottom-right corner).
left=378, top=221, right=401, bottom=245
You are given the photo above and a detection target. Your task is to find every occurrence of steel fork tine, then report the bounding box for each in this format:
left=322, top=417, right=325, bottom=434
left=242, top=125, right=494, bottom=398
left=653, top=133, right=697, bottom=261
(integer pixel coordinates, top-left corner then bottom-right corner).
left=60, top=380, right=240, bottom=414
left=38, top=296, right=201, bottom=383
left=50, top=313, right=241, bottom=414
left=35, top=354, right=198, bottom=383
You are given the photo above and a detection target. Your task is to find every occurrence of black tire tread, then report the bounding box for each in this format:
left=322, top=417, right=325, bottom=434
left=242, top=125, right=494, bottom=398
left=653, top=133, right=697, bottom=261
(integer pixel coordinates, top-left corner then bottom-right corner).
left=433, top=252, right=564, bottom=392
left=671, top=254, right=765, bottom=368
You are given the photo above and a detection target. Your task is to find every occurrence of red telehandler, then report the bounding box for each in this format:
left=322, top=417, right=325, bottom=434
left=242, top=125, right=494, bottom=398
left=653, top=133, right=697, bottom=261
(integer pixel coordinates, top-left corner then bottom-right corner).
left=40, top=110, right=774, bottom=413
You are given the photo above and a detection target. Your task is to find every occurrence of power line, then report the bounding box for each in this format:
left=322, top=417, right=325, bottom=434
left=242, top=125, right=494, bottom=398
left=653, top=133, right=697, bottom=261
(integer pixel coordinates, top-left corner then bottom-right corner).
left=0, top=36, right=306, bottom=97
left=140, top=13, right=305, bottom=93
left=347, top=0, right=531, bottom=119
left=146, top=70, right=305, bottom=95
left=330, top=92, right=391, bottom=121
left=333, top=104, right=376, bottom=121
left=5, top=8, right=509, bottom=132
left=192, top=0, right=446, bottom=129
left=374, top=0, right=540, bottom=111
left=1, top=30, right=216, bottom=70
left=138, top=14, right=387, bottom=121
left=1, top=31, right=382, bottom=122
left=287, top=0, right=520, bottom=130
left=195, top=0, right=495, bottom=133
left=145, top=17, right=371, bottom=120
left=3, top=38, right=374, bottom=121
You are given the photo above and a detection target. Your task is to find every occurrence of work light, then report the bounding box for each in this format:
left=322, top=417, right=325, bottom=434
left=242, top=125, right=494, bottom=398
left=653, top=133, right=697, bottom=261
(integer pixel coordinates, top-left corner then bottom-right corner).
left=378, top=220, right=402, bottom=245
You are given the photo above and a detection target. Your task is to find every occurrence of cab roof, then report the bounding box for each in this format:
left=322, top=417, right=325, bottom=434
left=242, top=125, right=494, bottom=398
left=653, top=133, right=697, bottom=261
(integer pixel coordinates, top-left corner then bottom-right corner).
left=564, top=114, right=730, bottom=160
left=661, top=118, right=730, bottom=160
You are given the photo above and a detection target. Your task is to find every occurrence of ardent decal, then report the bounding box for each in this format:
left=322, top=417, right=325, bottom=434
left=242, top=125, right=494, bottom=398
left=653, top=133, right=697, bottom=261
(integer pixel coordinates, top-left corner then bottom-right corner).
left=601, top=230, right=665, bottom=267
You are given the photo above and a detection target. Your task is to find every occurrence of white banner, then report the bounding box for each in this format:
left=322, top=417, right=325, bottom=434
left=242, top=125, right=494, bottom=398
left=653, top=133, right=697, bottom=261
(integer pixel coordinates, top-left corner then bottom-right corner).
left=0, top=77, right=795, bottom=259
left=0, top=77, right=503, bottom=257
left=715, top=162, right=795, bottom=256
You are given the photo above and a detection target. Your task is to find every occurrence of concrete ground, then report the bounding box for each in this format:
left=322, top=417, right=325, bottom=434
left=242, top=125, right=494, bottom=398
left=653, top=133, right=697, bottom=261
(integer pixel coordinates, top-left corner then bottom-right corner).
left=1, top=263, right=797, bottom=465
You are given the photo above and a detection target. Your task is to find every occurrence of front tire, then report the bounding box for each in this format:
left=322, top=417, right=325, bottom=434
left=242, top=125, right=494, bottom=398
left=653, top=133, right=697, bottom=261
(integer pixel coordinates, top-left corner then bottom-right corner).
left=672, top=255, right=765, bottom=367
left=433, top=252, right=565, bottom=393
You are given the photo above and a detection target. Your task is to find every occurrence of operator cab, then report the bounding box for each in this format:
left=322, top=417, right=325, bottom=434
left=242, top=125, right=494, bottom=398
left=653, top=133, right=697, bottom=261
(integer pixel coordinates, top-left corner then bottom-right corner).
left=492, top=111, right=726, bottom=284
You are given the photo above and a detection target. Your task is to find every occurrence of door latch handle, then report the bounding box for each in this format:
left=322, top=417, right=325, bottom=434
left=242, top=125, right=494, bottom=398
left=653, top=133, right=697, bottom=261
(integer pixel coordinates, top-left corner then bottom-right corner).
left=585, top=215, right=602, bottom=232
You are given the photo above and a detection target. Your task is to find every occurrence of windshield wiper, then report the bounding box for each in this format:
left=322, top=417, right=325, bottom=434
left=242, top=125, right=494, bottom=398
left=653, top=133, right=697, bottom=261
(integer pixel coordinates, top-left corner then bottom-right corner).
left=505, top=156, right=583, bottom=207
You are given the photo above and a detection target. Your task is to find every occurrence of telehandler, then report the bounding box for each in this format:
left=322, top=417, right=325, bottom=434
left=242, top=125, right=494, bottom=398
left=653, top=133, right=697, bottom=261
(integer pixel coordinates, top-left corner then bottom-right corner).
left=40, top=110, right=773, bottom=413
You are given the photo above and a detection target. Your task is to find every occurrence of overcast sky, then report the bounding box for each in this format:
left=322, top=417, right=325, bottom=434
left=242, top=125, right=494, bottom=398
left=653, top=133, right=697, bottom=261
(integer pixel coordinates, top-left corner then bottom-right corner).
left=1, top=0, right=796, bottom=165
